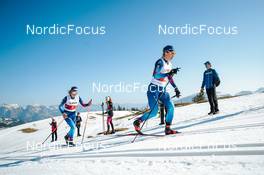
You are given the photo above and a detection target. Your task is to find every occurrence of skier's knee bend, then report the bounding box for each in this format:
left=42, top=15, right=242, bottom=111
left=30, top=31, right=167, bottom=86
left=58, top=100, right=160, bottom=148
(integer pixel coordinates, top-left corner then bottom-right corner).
left=70, top=123, right=75, bottom=130
left=165, top=103, right=174, bottom=124
left=107, top=117, right=112, bottom=125
left=69, top=124, right=75, bottom=134
left=149, top=106, right=159, bottom=118
left=140, top=106, right=158, bottom=121
left=65, top=118, right=75, bottom=138
left=165, top=100, right=174, bottom=112
left=66, top=118, right=75, bottom=128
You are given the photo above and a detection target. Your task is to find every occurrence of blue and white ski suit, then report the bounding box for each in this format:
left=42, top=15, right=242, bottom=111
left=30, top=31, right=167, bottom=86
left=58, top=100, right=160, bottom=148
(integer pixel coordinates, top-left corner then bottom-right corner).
left=139, top=58, right=177, bottom=125
left=59, top=95, right=88, bottom=139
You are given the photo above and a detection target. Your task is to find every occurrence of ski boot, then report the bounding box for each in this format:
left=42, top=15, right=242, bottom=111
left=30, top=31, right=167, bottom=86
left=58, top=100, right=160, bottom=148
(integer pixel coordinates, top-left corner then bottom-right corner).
left=64, top=135, right=69, bottom=145
left=208, top=111, right=214, bottom=115
left=111, top=130, right=115, bottom=134
left=104, top=125, right=110, bottom=135
left=165, top=124, right=180, bottom=135
left=110, top=123, right=115, bottom=134
left=68, top=137, right=75, bottom=147
left=213, top=109, right=219, bottom=115
left=133, top=119, right=143, bottom=135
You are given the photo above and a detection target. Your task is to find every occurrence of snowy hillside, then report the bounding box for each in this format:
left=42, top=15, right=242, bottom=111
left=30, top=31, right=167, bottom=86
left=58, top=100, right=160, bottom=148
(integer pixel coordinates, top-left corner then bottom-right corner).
left=0, top=93, right=264, bottom=174
left=255, top=87, right=264, bottom=93
left=175, top=91, right=232, bottom=103
left=235, top=91, right=253, bottom=96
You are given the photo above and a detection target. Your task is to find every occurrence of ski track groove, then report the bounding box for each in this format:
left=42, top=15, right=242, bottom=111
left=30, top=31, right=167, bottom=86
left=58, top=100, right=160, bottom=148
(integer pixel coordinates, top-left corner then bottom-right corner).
left=1, top=142, right=264, bottom=167
left=2, top=117, right=264, bottom=158
left=21, top=121, right=264, bottom=157
left=0, top=123, right=264, bottom=167
left=51, top=150, right=264, bottom=159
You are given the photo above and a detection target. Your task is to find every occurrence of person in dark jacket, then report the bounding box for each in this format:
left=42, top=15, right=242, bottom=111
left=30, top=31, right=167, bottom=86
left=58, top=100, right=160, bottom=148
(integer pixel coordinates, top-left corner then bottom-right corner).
left=50, top=118, right=57, bottom=142
left=76, top=112, right=82, bottom=136
left=200, top=61, right=220, bottom=115
left=105, top=96, right=115, bottom=134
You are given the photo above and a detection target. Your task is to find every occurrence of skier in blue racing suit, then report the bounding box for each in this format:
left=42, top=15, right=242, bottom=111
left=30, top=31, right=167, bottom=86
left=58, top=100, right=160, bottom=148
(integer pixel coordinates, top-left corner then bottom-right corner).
left=59, top=86, right=92, bottom=146
left=133, top=45, right=181, bottom=135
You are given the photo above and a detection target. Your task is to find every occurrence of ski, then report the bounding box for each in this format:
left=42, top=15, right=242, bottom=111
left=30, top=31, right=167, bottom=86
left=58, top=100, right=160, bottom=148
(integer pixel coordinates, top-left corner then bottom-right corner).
left=62, top=144, right=76, bottom=147
left=116, top=132, right=181, bottom=137
left=116, top=133, right=163, bottom=137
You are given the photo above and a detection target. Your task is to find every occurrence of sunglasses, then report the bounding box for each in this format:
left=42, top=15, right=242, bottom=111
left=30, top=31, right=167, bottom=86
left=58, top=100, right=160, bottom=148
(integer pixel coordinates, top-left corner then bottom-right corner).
left=167, top=50, right=175, bottom=55
left=71, top=91, right=78, bottom=95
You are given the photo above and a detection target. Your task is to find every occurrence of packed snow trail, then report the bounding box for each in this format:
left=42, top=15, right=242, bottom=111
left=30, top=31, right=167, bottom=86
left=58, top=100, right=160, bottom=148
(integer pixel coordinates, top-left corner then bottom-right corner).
left=0, top=93, right=264, bottom=175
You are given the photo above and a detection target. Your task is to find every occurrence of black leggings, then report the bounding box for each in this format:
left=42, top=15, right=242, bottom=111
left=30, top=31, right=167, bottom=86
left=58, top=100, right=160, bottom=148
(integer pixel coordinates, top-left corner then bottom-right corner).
left=206, top=87, right=219, bottom=112
left=52, top=131, right=57, bottom=141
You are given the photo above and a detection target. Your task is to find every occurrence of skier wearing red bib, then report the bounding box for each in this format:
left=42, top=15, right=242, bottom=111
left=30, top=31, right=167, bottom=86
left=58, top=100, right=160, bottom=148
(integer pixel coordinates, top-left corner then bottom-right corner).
left=59, top=86, right=92, bottom=146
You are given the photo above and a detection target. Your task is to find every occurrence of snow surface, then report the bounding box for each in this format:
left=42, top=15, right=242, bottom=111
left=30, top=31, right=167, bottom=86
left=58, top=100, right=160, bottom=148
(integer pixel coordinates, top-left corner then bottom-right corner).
left=175, top=91, right=232, bottom=103
left=1, top=93, right=264, bottom=175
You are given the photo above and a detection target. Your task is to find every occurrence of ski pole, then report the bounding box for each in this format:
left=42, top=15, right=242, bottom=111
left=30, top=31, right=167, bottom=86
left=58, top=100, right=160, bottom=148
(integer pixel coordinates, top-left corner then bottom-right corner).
left=101, top=102, right=105, bottom=133
left=128, top=109, right=149, bottom=121
left=42, top=118, right=64, bottom=145
left=171, top=94, right=181, bottom=99
left=171, top=92, right=181, bottom=99
left=131, top=81, right=170, bottom=143
left=81, top=104, right=92, bottom=144
left=171, top=95, right=177, bottom=99
left=128, top=115, right=138, bottom=121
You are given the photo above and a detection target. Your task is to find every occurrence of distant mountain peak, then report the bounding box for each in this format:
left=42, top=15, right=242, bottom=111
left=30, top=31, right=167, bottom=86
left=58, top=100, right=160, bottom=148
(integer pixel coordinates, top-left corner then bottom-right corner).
left=235, top=91, right=253, bottom=96
left=1, top=104, right=20, bottom=109
left=255, top=87, right=264, bottom=93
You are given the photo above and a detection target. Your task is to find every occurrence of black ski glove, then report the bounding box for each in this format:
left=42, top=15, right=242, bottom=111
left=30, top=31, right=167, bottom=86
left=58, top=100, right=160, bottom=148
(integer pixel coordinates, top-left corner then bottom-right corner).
left=175, top=88, right=181, bottom=98
left=168, top=67, right=181, bottom=76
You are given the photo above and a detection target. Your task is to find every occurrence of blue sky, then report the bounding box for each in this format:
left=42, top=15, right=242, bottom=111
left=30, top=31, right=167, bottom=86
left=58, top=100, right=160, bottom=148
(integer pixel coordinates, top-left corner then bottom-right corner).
left=0, top=0, right=263, bottom=105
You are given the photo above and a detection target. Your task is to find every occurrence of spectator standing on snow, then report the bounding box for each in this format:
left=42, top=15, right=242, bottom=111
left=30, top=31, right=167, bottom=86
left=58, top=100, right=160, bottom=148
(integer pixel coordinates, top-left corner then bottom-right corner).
left=50, top=117, right=57, bottom=142
left=200, top=61, right=220, bottom=115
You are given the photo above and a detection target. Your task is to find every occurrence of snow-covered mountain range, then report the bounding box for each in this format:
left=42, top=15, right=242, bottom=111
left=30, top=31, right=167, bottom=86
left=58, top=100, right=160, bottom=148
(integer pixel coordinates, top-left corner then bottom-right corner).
left=0, top=105, right=60, bottom=126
